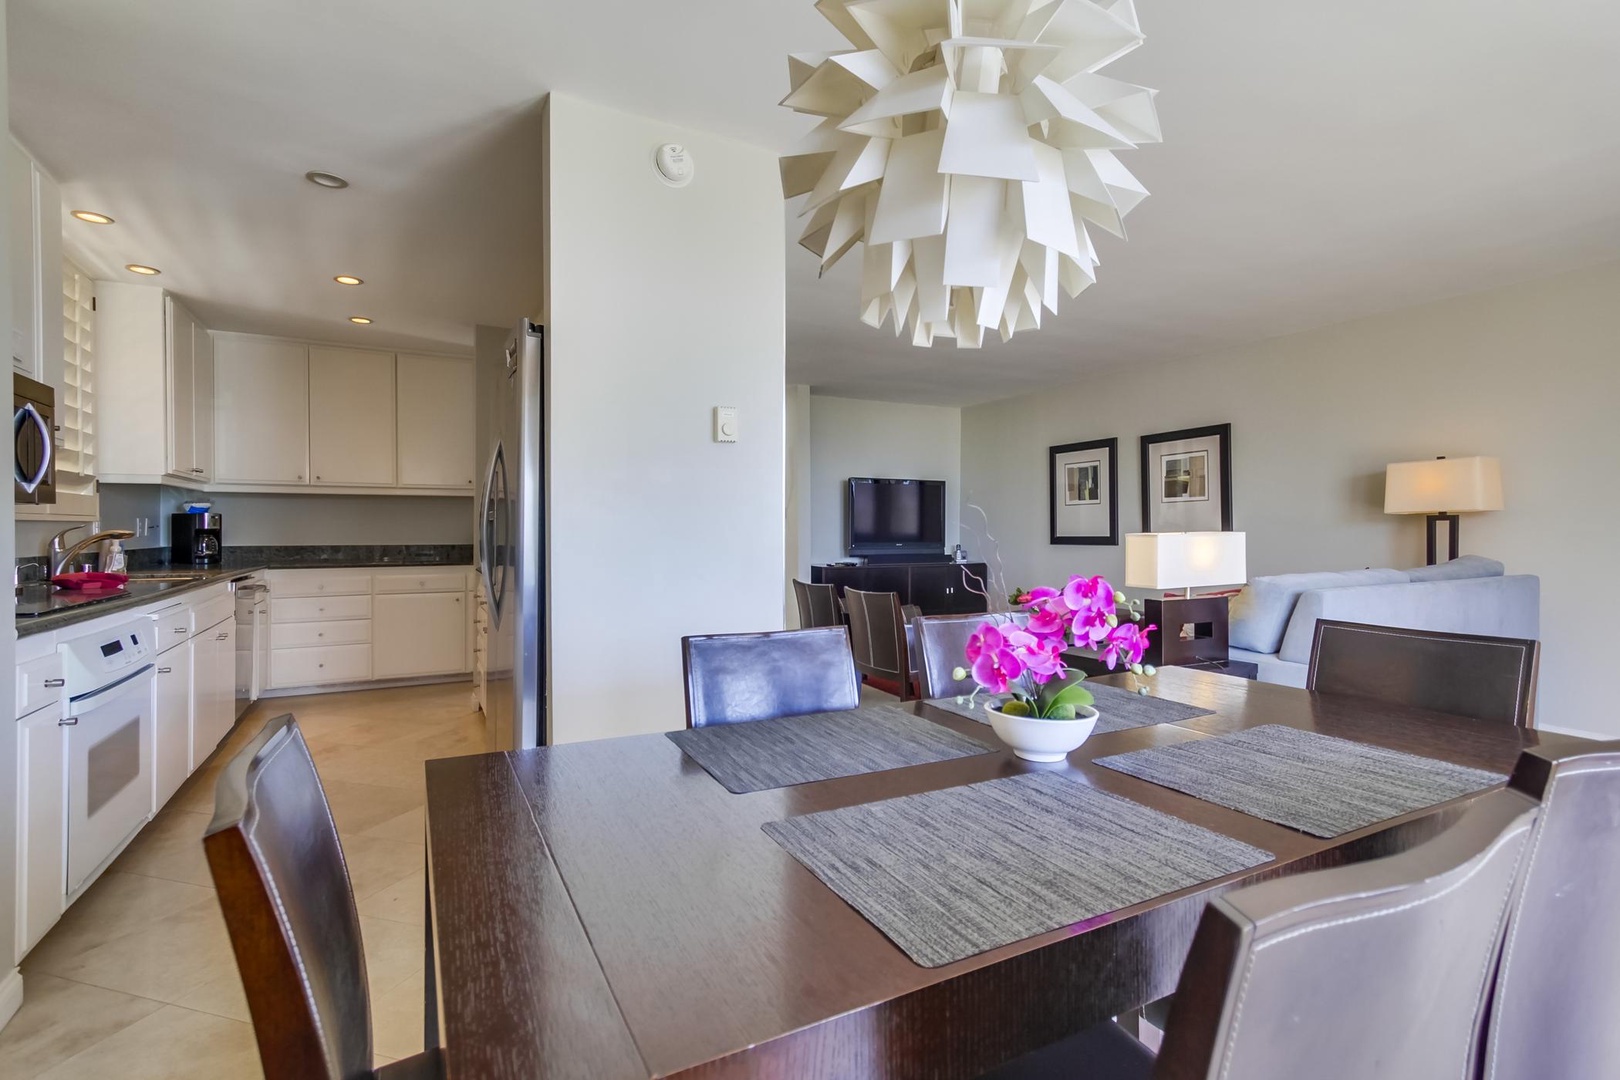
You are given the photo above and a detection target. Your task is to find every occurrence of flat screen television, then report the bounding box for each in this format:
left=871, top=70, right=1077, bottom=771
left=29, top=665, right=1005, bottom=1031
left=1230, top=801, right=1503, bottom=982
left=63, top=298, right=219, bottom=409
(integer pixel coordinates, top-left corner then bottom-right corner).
left=846, top=477, right=946, bottom=557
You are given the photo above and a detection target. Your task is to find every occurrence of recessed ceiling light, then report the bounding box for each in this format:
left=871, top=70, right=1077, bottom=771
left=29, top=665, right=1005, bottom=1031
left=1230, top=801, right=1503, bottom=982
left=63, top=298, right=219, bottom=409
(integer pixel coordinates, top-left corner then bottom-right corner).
left=71, top=210, right=115, bottom=225
left=348, top=316, right=372, bottom=325
left=334, top=275, right=363, bottom=286
left=125, top=264, right=161, bottom=276
left=305, top=171, right=349, bottom=189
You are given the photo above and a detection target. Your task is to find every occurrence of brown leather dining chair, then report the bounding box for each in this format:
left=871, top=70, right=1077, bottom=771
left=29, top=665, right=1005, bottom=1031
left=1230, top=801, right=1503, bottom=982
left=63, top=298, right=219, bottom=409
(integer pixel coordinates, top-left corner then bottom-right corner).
left=1307, top=619, right=1541, bottom=727
left=989, top=784, right=1540, bottom=1080
left=792, top=578, right=843, bottom=628
left=681, top=626, right=861, bottom=727
left=843, top=587, right=920, bottom=701
left=204, top=714, right=444, bottom=1080
left=914, top=612, right=1029, bottom=698
left=1482, top=739, right=1620, bottom=1079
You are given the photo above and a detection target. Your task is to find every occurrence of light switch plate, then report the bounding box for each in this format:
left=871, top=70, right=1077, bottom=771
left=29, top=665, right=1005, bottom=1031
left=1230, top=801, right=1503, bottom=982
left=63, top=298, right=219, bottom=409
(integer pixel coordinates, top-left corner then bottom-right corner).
left=713, top=406, right=738, bottom=443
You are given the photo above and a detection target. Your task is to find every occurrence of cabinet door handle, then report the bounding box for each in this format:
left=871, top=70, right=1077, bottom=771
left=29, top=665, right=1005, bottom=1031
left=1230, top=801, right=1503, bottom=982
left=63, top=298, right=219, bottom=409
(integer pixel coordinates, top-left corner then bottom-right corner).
left=157, top=666, right=173, bottom=674
left=190, top=468, right=204, bottom=474
left=43, top=677, right=66, bottom=688
left=174, top=626, right=189, bottom=634
left=58, top=716, right=79, bottom=726
left=216, top=632, right=229, bottom=640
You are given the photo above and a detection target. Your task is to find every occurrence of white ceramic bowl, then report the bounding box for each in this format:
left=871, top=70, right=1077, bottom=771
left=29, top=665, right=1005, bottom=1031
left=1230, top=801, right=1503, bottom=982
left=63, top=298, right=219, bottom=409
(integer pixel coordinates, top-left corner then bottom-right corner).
left=986, top=704, right=1100, bottom=763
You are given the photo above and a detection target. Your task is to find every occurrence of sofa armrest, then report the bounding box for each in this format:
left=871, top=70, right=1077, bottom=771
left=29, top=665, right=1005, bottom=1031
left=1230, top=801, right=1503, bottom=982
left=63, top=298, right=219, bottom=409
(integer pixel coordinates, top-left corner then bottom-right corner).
left=1277, top=575, right=1541, bottom=665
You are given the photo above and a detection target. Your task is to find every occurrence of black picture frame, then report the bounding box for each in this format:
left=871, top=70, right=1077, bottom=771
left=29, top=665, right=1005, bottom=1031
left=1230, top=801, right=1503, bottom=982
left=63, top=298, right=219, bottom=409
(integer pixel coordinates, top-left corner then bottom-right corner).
left=1049, top=437, right=1119, bottom=546
left=1139, top=423, right=1234, bottom=532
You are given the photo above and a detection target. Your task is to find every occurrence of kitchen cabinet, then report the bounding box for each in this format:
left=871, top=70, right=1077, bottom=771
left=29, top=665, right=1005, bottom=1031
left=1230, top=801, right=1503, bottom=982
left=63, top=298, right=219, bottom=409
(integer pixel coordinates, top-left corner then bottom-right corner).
left=190, top=613, right=236, bottom=765
left=97, top=284, right=215, bottom=487
left=309, top=347, right=396, bottom=486
left=9, top=138, right=63, bottom=384
left=372, top=591, right=466, bottom=678
left=167, top=297, right=214, bottom=481
left=397, top=353, right=475, bottom=489
left=153, top=642, right=193, bottom=803
left=15, top=700, right=67, bottom=959
left=213, top=335, right=310, bottom=483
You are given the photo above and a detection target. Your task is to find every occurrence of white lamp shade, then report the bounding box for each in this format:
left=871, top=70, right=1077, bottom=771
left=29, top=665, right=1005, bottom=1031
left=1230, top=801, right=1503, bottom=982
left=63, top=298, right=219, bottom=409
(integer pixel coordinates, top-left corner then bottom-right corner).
left=1124, top=532, right=1248, bottom=591
left=1384, top=457, right=1504, bottom=515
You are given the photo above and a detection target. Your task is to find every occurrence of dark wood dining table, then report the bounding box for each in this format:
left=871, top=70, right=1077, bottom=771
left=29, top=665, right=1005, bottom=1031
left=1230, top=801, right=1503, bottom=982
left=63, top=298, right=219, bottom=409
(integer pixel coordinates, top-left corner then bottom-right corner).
left=421, top=668, right=1588, bottom=1080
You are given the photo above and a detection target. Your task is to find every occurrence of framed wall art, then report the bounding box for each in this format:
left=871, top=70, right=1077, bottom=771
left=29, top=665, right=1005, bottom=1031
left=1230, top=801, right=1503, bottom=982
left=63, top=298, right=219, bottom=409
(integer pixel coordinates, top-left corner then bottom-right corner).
left=1139, top=424, right=1233, bottom=532
left=1050, top=437, right=1119, bottom=545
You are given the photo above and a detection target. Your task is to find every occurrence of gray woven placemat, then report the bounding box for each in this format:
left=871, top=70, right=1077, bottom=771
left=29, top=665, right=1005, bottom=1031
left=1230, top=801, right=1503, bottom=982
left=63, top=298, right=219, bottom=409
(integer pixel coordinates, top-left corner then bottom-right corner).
left=1095, top=724, right=1507, bottom=838
left=763, top=771, right=1272, bottom=968
left=666, top=704, right=997, bottom=794
left=927, top=682, right=1213, bottom=733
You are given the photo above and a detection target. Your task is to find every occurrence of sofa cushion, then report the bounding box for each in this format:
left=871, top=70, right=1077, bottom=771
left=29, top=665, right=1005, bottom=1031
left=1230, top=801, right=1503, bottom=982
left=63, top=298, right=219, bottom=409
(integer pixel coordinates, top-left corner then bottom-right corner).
left=1230, top=568, right=1411, bottom=655
left=1406, top=555, right=1505, bottom=582
left=1276, top=575, right=1541, bottom=665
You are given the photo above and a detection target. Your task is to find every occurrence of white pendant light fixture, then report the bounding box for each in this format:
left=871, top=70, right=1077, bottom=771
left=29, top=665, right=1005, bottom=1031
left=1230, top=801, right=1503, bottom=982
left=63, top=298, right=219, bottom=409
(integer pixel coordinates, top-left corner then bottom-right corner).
left=780, top=0, right=1161, bottom=348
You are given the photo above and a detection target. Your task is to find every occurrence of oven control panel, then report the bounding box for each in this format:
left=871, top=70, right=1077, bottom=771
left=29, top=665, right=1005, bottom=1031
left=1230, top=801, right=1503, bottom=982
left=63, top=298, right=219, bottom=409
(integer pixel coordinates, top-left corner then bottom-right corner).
left=60, top=620, right=155, bottom=697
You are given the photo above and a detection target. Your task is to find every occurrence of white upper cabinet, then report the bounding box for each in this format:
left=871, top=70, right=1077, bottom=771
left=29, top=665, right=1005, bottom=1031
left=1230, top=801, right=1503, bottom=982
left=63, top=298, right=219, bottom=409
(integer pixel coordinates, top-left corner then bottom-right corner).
left=309, top=346, right=396, bottom=486
left=214, top=335, right=309, bottom=483
left=164, top=296, right=213, bottom=482
left=397, top=353, right=475, bottom=489
left=10, top=138, right=62, bottom=385
left=97, top=283, right=213, bottom=487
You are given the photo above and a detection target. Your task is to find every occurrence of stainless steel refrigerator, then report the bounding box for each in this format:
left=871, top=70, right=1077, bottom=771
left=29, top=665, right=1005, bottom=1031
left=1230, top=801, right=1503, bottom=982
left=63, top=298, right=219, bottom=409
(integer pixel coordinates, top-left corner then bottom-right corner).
left=481, top=320, right=547, bottom=749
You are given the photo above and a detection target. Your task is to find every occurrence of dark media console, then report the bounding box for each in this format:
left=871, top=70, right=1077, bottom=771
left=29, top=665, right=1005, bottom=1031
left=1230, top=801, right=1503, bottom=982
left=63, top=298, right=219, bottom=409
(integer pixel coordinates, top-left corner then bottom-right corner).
left=811, top=562, right=991, bottom=617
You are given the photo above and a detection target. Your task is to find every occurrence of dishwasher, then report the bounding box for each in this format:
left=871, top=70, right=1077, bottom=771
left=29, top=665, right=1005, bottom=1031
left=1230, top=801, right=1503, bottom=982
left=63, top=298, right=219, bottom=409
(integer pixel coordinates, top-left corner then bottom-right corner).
left=234, top=573, right=269, bottom=719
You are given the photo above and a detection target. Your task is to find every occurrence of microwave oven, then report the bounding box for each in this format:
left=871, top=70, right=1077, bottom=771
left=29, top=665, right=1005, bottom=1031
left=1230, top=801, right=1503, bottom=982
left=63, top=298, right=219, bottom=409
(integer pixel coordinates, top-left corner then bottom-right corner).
left=15, top=372, right=55, bottom=505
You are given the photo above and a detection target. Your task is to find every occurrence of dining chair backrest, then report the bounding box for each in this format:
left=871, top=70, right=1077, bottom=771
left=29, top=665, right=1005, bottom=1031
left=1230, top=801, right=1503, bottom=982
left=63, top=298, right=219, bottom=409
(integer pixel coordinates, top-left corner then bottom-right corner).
left=843, top=587, right=914, bottom=700
left=914, top=612, right=1029, bottom=698
left=681, top=627, right=860, bottom=727
left=1482, top=740, right=1620, bottom=1080
left=1306, top=620, right=1541, bottom=727
left=1153, top=787, right=1539, bottom=1080
left=204, top=714, right=376, bottom=1080
left=792, top=579, right=842, bottom=629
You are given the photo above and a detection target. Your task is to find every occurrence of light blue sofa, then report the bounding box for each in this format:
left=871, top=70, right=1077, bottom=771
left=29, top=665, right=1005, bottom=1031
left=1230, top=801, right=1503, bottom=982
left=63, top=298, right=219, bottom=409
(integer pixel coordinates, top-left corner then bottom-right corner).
left=1227, top=556, right=1540, bottom=688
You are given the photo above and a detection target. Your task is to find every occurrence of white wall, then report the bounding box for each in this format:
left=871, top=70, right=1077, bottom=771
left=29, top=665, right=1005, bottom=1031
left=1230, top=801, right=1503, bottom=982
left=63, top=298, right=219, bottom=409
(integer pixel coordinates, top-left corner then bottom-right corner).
left=785, top=384, right=812, bottom=625
left=808, top=395, right=962, bottom=565
left=961, top=260, right=1620, bottom=738
left=546, top=95, right=786, bottom=743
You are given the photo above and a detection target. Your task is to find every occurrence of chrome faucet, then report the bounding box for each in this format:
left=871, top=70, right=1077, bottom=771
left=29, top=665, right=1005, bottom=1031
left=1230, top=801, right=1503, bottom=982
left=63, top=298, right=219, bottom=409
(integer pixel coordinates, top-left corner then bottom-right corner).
left=49, top=524, right=136, bottom=577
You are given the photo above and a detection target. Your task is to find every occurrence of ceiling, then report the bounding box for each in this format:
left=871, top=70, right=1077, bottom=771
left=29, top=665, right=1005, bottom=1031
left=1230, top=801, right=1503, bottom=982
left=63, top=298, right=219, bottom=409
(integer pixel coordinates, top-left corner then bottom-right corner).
left=12, top=1, right=1620, bottom=399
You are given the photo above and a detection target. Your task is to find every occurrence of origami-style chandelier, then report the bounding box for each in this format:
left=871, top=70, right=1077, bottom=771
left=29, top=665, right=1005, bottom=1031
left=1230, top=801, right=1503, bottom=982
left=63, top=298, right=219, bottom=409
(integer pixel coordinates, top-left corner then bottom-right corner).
left=781, top=0, right=1161, bottom=348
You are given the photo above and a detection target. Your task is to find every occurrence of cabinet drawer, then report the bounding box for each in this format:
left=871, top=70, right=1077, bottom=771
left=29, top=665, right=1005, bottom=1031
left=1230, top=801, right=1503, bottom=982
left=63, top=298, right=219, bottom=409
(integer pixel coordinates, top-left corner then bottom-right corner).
left=272, top=644, right=371, bottom=688
left=373, top=570, right=469, bottom=594
left=272, top=619, right=371, bottom=649
left=273, top=594, right=372, bottom=623
left=269, top=570, right=373, bottom=598
left=16, top=653, right=65, bottom=719
left=193, top=591, right=236, bottom=633
left=153, top=607, right=195, bottom=651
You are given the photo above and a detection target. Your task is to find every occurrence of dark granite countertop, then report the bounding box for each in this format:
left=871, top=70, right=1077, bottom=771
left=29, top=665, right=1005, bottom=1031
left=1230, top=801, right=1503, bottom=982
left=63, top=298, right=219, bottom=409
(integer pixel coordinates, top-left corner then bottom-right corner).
left=15, top=565, right=263, bottom=638
left=16, top=545, right=473, bottom=638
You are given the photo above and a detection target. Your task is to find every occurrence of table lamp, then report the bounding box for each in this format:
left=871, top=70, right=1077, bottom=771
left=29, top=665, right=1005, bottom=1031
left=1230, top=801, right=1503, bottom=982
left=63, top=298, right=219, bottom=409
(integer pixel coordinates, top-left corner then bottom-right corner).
left=1384, top=456, right=1503, bottom=565
left=1123, top=532, right=1248, bottom=670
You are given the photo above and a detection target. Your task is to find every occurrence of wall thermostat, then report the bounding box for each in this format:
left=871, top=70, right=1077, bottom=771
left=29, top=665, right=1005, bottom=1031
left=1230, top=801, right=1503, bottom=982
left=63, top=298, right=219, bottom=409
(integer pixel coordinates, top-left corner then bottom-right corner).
left=654, top=143, right=695, bottom=187
left=713, top=406, right=738, bottom=443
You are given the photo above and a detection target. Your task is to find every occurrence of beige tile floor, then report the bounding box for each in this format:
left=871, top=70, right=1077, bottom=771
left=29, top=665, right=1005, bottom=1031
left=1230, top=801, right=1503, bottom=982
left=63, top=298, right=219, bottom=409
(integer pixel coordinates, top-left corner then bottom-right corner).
left=0, top=681, right=487, bottom=1079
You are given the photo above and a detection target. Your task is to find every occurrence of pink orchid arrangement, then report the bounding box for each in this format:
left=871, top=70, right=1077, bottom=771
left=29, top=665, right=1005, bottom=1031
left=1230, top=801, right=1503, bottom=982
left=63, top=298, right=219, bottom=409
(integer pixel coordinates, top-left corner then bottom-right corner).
left=956, top=575, right=1156, bottom=719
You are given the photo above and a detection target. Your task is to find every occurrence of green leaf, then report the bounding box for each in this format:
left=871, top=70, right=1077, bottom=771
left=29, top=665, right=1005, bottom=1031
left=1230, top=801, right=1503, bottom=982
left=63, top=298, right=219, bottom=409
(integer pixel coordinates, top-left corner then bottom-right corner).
left=1044, top=703, right=1077, bottom=720
left=1044, top=677, right=1095, bottom=713
left=1000, top=698, right=1033, bottom=717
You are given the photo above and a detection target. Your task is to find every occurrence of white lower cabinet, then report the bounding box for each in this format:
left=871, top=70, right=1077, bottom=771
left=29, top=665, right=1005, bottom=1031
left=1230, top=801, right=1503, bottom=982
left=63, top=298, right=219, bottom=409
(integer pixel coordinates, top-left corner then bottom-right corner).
left=267, top=567, right=472, bottom=691
left=16, top=700, right=67, bottom=960
left=372, top=592, right=466, bottom=678
left=190, top=617, right=236, bottom=766
left=154, top=643, right=193, bottom=799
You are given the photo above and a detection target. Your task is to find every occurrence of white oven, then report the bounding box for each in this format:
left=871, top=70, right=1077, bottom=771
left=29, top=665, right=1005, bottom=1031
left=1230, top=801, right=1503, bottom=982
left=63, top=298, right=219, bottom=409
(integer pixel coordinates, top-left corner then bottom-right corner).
left=60, top=619, right=156, bottom=896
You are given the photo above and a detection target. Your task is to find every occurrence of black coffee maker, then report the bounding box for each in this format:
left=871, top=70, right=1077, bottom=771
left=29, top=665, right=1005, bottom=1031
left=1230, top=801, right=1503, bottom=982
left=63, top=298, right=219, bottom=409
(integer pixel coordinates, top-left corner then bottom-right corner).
left=171, top=512, right=224, bottom=564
